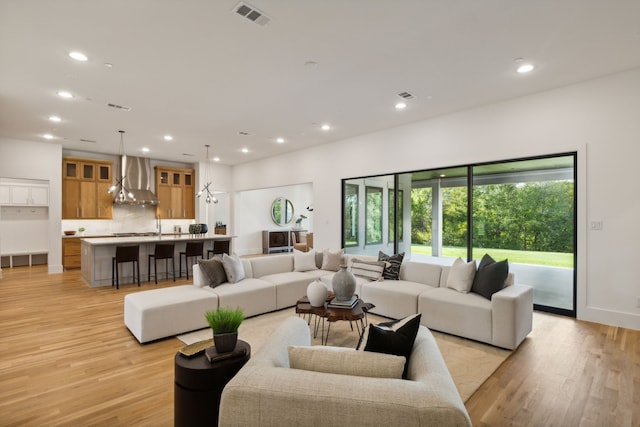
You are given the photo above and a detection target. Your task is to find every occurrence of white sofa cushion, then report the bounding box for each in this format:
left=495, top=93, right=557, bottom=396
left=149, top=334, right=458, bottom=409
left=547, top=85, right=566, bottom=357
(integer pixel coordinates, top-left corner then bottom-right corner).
left=250, top=254, right=294, bottom=278
left=260, top=271, right=319, bottom=309
left=213, top=278, right=277, bottom=317
left=418, top=287, right=493, bottom=345
left=360, top=280, right=435, bottom=319
left=221, top=253, right=245, bottom=283
left=124, top=285, right=218, bottom=343
left=289, top=345, right=405, bottom=379
left=400, top=261, right=443, bottom=286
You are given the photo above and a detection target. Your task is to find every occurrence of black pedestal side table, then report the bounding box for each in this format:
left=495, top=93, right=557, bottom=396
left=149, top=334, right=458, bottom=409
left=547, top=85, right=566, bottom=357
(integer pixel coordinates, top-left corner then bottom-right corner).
left=174, top=340, right=251, bottom=427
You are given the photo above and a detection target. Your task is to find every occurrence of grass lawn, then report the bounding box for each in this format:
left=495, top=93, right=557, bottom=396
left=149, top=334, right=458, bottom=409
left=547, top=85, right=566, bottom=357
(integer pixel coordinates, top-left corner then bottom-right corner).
left=411, top=245, right=574, bottom=268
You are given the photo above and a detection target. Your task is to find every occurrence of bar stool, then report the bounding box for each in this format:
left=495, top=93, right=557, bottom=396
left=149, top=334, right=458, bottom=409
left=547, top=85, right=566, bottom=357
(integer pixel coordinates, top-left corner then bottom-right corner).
left=148, top=243, right=176, bottom=284
left=179, top=241, right=204, bottom=280
left=207, top=240, right=230, bottom=259
left=112, top=245, right=140, bottom=290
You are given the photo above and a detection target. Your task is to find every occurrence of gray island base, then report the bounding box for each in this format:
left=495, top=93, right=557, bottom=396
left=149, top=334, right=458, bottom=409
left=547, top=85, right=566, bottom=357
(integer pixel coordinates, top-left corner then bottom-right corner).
left=81, top=234, right=233, bottom=287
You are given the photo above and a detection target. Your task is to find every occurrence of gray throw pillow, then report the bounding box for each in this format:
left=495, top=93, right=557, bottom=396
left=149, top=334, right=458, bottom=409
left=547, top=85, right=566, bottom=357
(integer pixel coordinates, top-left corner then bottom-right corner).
left=221, top=253, right=245, bottom=284
left=198, top=258, right=227, bottom=288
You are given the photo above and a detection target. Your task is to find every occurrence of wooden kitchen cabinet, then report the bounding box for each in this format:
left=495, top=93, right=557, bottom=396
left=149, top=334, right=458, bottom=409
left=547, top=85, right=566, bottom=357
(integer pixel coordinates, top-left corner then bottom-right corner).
left=62, top=237, right=81, bottom=269
left=62, top=157, right=113, bottom=219
left=155, top=166, right=195, bottom=219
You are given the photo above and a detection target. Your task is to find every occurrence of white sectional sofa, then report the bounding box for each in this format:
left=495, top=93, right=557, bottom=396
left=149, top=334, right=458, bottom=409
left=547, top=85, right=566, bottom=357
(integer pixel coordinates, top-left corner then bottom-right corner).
left=219, top=316, right=472, bottom=427
left=124, top=251, right=533, bottom=349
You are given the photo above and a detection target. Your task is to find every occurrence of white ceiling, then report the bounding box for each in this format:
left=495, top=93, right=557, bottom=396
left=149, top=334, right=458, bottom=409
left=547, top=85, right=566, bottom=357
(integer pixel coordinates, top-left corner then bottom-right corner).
left=1, top=0, right=640, bottom=165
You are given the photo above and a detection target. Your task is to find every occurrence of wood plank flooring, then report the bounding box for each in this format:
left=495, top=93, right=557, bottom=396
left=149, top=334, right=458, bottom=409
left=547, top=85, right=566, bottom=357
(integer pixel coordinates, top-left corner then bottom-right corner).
left=0, top=266, right=638, bottom=426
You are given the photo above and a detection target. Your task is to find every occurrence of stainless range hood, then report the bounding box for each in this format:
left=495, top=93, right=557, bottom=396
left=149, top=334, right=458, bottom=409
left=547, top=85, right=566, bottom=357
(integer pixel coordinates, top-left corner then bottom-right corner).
left=113, top=155, right=160, bottom=205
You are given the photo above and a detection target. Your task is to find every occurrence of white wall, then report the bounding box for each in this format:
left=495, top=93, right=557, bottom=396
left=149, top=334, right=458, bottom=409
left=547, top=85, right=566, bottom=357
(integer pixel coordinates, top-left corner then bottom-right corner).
left=232, top=68, right=640, bottom=330
left=0, top=138, right=63, bottom=274
left=233, top=183, right=313, bottom=255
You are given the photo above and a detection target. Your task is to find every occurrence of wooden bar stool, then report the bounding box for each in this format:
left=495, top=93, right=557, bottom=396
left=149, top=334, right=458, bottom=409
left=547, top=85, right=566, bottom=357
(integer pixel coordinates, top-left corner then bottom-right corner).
left=148, top=243, right=176, bottom=284
left=179, top=241, right=204, bottom=280
left=112, top=245, right=140, bottom=290
left=207, top=240, right=230, bottom=259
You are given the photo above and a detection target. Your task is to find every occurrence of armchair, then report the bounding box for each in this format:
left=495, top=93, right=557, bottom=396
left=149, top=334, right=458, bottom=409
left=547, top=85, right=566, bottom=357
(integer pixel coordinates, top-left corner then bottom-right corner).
left=291, top=231, right=313, bottom=252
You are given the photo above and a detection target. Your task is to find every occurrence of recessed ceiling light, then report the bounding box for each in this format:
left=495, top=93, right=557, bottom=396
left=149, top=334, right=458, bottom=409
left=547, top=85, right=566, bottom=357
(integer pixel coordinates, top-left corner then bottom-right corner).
left=241, top=148, right=249, bottom=154
left=57, top=91, right=73, bottom=99
left=395, top=102, right=407, bottom=110
left=68, top=51, right=88, bottom=61
left=163, top=135, right=173, bottom=141
left=516, top=63, right=534, bottom=73
left=141, top=147, right=150, bottom=153
left=49, top=115, right=61, bottom=122
left=104, top=62, right=113, bottom=68
left=276, top=137, right=285, bottom=143
left=321, top=124, right=331, bottom=131
left=43, top=134, right=55, bottom=140
left=213, top=157, right=220, bottom=162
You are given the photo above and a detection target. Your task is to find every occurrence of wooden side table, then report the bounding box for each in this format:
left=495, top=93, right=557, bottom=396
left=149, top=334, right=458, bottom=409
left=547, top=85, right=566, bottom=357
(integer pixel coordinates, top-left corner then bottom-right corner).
left=174, top=340, right=251, bottom=427
left=295, top=296, right=374, bottom=345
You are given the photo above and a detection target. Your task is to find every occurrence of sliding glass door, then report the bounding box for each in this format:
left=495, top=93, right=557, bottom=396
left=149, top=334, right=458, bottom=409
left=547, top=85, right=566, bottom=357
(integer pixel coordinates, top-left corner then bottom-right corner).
left=342, top=153, right=576, bottom=316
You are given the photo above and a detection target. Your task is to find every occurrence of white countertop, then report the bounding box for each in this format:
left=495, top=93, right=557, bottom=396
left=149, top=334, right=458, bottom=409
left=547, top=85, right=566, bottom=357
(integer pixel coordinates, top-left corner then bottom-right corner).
left=81, top=234, right=233, bottom=246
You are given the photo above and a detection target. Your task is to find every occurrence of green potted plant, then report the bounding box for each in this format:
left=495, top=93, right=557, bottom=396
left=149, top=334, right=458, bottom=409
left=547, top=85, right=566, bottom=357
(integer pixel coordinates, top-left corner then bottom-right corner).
left=295, top=214, right=307, bottom=228
left=204, top=307, right=244, bottom=353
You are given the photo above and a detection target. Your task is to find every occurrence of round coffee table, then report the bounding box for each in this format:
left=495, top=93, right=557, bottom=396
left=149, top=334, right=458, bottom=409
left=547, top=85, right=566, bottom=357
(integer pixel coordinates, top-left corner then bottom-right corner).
left=174, top=340, right=251, bottom=427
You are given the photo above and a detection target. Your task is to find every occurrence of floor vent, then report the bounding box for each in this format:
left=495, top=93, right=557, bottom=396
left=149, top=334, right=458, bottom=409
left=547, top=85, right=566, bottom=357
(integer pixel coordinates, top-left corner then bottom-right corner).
left=106, top=103, right=132, bottom=111
left=234, top=2, right=271, bottom=26
left=397, top=91, right=415, bottom=99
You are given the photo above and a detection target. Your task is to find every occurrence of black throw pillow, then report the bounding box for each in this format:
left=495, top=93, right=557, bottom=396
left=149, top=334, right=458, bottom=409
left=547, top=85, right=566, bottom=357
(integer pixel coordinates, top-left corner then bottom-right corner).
left=362, top=313, right=421, bottom=379
left=378, top=251, right=404, bottom=280
left=471, top=254, right=509, bottom=300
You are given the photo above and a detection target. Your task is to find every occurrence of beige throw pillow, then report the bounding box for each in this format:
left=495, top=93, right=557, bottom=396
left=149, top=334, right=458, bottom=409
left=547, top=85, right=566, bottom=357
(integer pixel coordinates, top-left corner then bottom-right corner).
left=288, top=345, right=405, bottom=379
left=320, top=249, right=344, bottom=271
left=221, top=253, right=245, bottom=284
left=446, top=257, right=476, bottom=293
left=293, top=249, right=318, bottom=272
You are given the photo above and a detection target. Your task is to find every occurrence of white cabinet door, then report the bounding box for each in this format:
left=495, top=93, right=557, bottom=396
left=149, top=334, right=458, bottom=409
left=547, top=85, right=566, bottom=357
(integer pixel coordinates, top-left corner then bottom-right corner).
left=29, top=186, right=49, bottom=205
left=10, top=186, right=30, bottom=204
left=0, top=185, right=9, bottom=205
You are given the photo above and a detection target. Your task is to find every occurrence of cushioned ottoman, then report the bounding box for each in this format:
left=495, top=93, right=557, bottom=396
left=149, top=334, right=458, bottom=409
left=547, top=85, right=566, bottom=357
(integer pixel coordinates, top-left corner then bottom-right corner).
left=124, top=285, right=219, bottom=343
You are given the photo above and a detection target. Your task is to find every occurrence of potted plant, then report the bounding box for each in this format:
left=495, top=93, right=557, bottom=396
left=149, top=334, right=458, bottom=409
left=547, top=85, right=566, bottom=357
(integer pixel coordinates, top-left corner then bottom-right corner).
left=78, top=227, right=86, bottom=236
left=295, top=214, right=307, bottom=228
left=204, top=307, right=244, bottom=353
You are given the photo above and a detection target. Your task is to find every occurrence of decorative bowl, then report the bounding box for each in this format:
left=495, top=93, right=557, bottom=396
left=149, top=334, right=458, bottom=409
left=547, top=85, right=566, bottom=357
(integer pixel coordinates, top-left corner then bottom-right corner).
left=64, top=230, right=76, bottom=236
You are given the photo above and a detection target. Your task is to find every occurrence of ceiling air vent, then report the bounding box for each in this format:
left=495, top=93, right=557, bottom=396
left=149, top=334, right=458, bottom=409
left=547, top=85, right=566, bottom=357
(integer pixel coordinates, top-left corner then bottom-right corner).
left=79, top=138, right=97, bottom=143
left=398, top=91, right=415, bottom=100
left=234, top=2, right=271, bottom=26
left=106, top=102, right=132, bottom=112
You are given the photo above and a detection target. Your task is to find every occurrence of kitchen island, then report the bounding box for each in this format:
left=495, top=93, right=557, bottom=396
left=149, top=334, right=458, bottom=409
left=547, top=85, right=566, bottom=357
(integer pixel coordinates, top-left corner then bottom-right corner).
left=81, top=234, right=233, bottom=287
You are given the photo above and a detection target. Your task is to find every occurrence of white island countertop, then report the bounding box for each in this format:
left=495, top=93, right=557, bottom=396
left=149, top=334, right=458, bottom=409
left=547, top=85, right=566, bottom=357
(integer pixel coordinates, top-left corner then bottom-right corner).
left=81, top=233, right=233, bottom=246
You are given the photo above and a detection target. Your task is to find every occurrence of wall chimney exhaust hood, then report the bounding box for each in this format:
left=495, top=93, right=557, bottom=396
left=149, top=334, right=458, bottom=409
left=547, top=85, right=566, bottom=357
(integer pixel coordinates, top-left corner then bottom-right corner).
left=113, top=155, right=160, bottom=205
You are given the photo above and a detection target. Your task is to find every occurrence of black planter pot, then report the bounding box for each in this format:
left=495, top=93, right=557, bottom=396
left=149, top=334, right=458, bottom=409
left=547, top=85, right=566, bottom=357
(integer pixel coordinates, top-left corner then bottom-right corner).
left=213, top=331, right=238, bottom=353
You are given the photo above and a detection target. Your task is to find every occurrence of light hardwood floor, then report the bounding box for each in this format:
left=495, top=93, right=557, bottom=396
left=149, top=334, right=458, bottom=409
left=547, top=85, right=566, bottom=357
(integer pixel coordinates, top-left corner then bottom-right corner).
left=0, top=266, right=638, bottom=426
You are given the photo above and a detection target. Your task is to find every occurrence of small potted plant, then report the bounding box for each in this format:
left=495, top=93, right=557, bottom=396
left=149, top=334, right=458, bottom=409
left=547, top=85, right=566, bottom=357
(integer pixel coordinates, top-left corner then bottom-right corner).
left=204, top=307, right=244, bottom=353
left=295, top=214, right=307, bottom=228
left=78, top=227, right=86, bottom=236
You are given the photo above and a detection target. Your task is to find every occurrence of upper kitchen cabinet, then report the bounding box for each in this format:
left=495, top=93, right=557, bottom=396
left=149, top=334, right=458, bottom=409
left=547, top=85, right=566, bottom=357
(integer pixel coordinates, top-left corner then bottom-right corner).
left=0, top=179, right=49, bottom=206
left=62, top=157, right=113, bottom=219
left=155, top=166, right=195, bottom=219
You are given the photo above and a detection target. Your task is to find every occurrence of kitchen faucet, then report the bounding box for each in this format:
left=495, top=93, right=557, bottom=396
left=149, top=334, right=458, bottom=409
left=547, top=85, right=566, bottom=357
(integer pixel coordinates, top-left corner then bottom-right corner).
left=156, top=215, right=162, bottom=235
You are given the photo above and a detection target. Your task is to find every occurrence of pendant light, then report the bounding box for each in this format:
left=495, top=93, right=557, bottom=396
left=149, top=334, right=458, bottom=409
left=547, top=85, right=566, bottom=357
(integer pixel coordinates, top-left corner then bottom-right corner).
left=107, top=130, right=135, bottom=202
left=196, top=144, right=218, bottom=204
